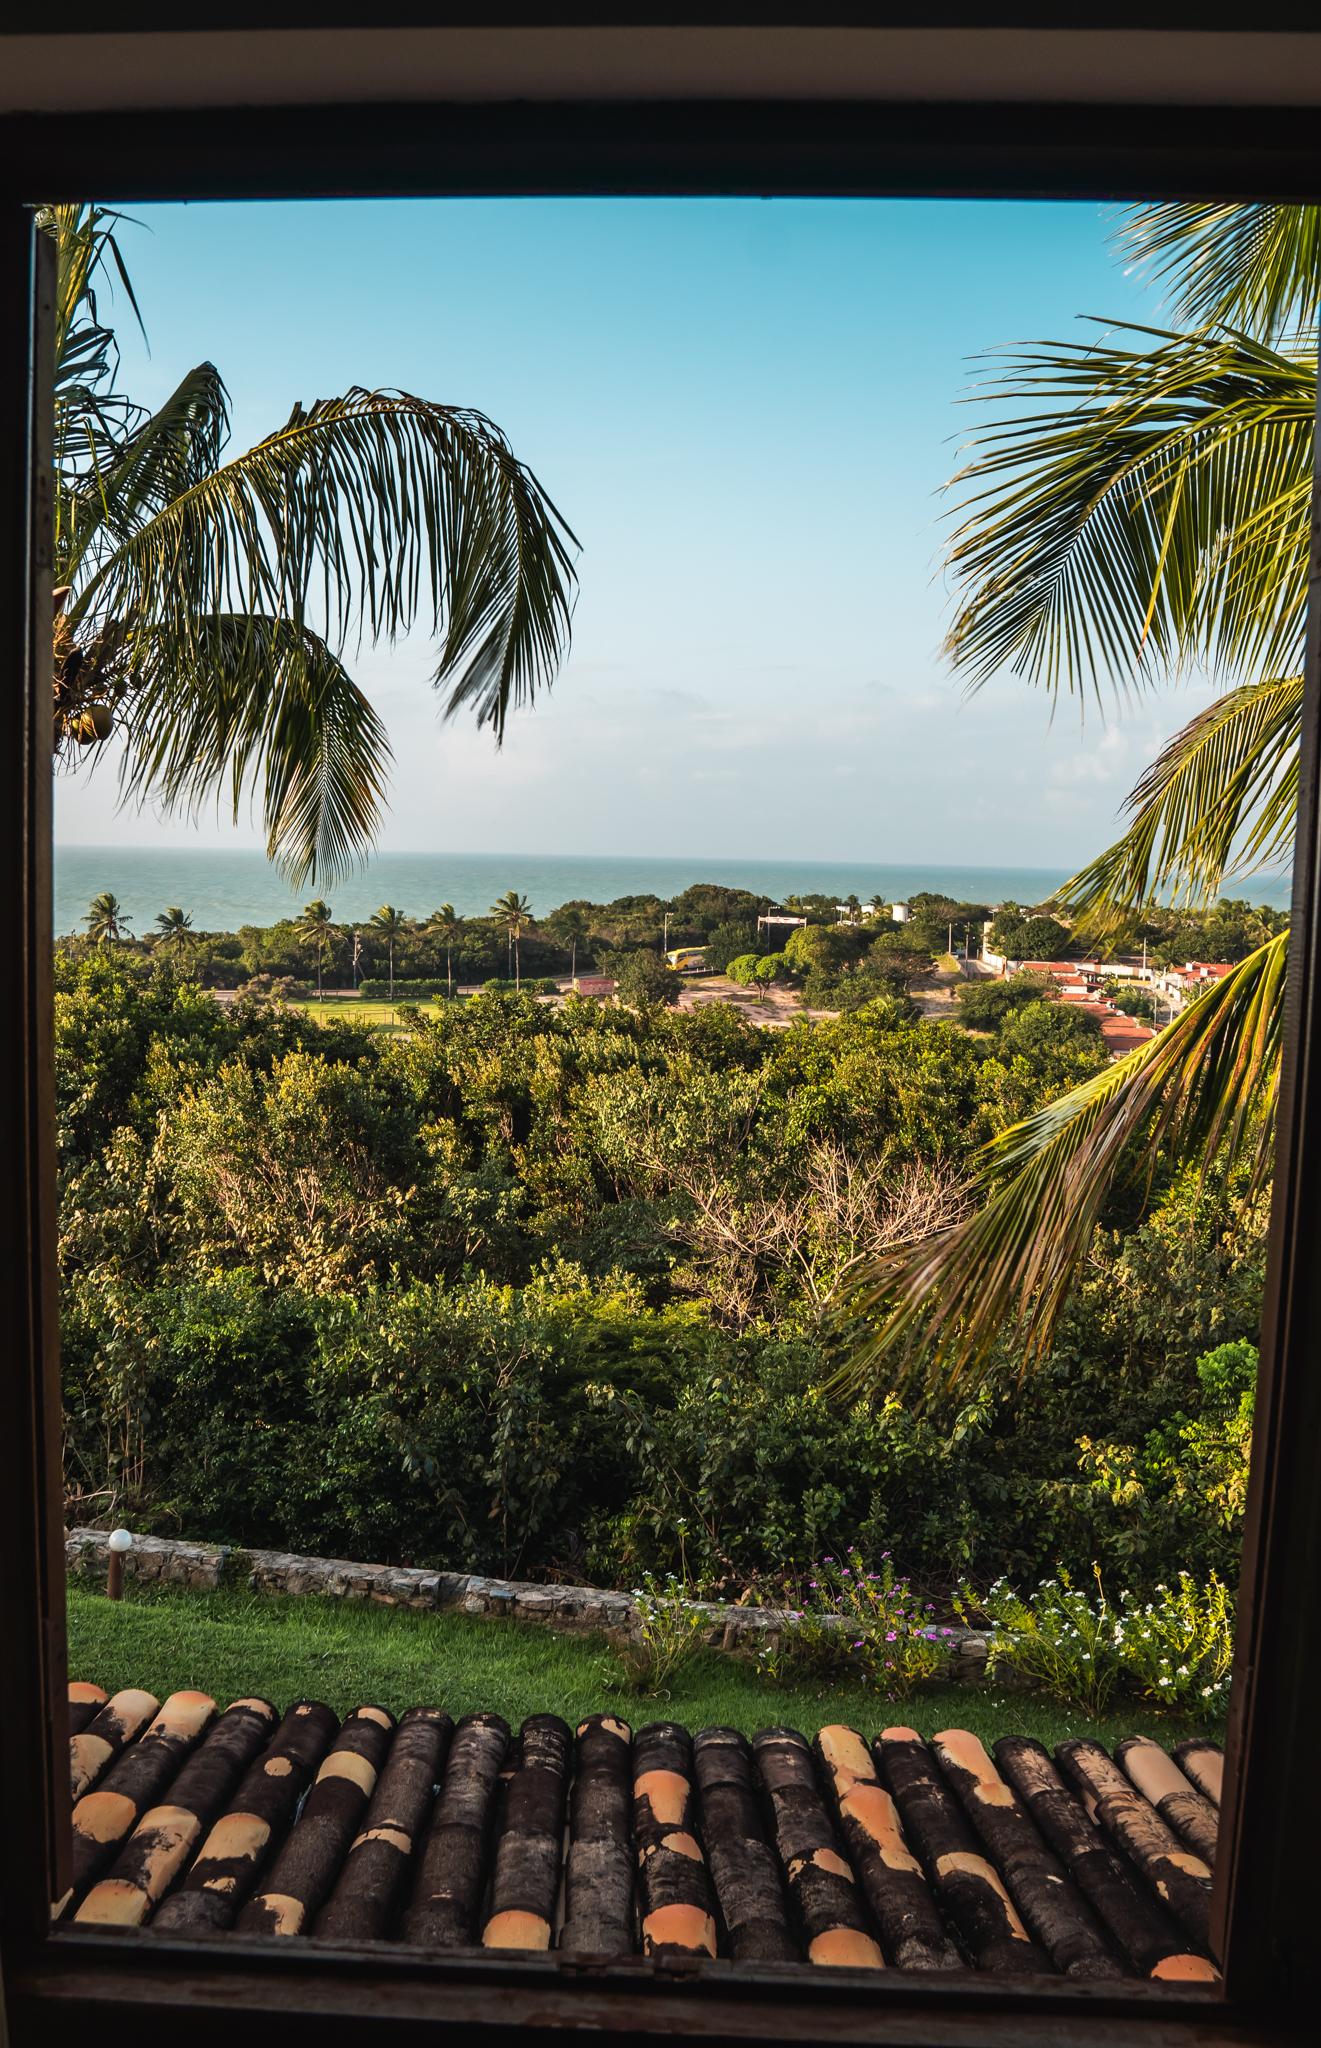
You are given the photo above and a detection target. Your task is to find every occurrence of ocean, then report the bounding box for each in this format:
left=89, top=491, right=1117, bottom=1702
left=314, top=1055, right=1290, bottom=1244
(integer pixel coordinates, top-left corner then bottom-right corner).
left=51, top=845, right=1295, bottom=938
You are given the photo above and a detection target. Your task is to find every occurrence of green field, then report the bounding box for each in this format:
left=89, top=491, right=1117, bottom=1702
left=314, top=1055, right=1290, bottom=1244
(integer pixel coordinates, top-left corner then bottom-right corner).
left=290, top=996, right=446, bottom=1031
left=68, top=1581, right=1218, bottom=1747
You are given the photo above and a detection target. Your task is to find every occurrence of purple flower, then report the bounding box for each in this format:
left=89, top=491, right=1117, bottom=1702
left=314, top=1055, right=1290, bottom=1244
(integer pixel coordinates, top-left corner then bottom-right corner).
left=886, top=1630, right=897, bottom=1641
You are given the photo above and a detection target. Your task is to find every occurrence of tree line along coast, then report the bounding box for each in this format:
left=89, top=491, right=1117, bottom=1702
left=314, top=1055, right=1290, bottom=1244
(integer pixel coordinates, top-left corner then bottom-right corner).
left=68, top=882, right=1286, bottom=1020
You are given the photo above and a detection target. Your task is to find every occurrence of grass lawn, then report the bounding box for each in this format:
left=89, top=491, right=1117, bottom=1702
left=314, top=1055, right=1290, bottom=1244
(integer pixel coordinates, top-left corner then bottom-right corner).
left=290, top=996, right=445, bottom=1031
left=68, top=1582, right=1222, bottom=1749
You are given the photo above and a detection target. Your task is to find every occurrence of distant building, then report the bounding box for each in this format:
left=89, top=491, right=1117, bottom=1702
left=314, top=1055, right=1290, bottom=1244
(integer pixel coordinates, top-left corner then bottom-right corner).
left=1154, top=961, right=1235, bottom=1015
left=1001, top=959, right=1158, bottom=1058
left=891, top=902, right=911, bottom=923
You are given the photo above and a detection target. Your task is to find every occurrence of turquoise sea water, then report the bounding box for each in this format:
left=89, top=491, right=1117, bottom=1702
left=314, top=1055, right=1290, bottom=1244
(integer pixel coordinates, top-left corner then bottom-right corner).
left=52, top=845, right=1294, bottom=938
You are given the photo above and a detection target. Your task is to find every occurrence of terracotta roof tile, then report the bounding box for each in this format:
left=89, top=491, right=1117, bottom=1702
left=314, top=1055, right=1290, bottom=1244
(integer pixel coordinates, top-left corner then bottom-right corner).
left=62, top=1679, right=1223, bottom=1979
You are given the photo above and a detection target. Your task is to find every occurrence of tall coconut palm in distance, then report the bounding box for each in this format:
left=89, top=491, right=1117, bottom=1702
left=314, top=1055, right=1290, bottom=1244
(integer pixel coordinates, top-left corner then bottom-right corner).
left=491, top=890, right=533, bottom=989
left=153, top=906, right=194, bottom=959
left=426, top=903, right=465, bottom=997
left=47, top=206, right=578, bottom=887
left=369, top=904, right=407, bottom=1003
left=296, top=898, right=336, bottom=1003
left=558, top=904, right=589, bottom=981
left=842, top=201, right=1319, bottom=1396
left=84, top=891, right=129, bottom=943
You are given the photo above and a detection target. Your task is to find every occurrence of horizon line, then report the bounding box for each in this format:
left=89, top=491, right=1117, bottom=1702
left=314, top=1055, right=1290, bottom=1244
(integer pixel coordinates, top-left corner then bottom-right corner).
left=52, top=842, right=1077, bottom=873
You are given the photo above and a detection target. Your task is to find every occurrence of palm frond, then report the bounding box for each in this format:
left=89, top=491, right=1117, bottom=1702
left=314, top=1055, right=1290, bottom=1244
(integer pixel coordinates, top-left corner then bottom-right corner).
left=944, top=325, right=1314, bottom=701
left=59, top=363, right=229, bottom=584
left=117, top=614, right=392, bottom=885
left=72, top=387, right=578, bottom=744
left=834, top=932, right=1288, bottom=1397
left=1061, top=674, right=1302, bottom=931
left=44, top=205, right=151, bottom=526
left=1117, top=203, right=1321, bottom=341
left=42, top=203, right=146, bottom=368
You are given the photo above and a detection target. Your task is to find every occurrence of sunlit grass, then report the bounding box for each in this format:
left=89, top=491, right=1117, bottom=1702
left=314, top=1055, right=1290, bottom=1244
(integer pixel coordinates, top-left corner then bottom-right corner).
left=288, top=996, right=447, bottom=1031
left=68, top=1581, right=1222, bottom=1745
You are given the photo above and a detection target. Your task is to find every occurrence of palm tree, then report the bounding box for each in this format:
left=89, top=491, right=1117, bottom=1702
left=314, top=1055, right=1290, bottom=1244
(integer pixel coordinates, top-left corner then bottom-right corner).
left=490, top=890, right=534, bottom=989
left=842, top=202, right=1317, bottom=1393
left=153, top=906, right=194, bottom=959
left=368, top=904, right=407, bottom=1003
left=46, top=206, right=578, bottom=887
left=426, top=903, right=465, bottom=997
left=296, top=898, right=336, bottom=1003
left=558, top=905, right=589, bottom=982
left=84, top=891, right=130, bottom=943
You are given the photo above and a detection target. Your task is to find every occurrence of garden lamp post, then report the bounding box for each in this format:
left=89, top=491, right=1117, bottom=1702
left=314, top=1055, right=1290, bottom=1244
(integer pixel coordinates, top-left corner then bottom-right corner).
left=106, top=1526, right=133, bottom=1601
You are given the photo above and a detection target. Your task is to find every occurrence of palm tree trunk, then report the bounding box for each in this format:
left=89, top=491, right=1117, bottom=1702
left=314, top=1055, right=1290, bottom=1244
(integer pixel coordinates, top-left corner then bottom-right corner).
left=389, top=939, right=394, bottom=1004
left=515, top=933, right=521, bottom=990
left=447, top=945, right=453, bottom=998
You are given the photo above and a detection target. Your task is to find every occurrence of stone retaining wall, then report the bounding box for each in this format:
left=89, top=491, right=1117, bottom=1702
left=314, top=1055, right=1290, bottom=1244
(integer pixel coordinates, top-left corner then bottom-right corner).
left=65, top=1527, right=992, bottom=1681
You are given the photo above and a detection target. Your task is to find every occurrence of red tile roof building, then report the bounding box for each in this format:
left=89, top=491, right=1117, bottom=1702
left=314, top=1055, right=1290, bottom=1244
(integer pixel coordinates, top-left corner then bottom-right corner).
left=1016, top=962, right=1156, bottom=1057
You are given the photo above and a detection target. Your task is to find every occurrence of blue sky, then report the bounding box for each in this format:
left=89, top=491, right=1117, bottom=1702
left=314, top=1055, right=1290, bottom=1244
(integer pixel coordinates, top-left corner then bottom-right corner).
left=56, top=196, right=1221, bottom=868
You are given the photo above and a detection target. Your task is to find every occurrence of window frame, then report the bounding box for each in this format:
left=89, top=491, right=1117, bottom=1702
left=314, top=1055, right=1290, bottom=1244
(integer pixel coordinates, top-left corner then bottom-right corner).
left=3, top=60, right=1321, bottom=2048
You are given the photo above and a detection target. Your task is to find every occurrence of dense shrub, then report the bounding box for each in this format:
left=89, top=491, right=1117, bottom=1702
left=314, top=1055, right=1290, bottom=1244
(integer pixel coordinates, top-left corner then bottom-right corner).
left=62, top=1261, right=1262, bottom=1591
left=359, top=978, right=458, bottom=1000
left=55, top=949, right=1267, bottom=1595
left=962, top=1569, right=1235, bottom=1716
left=759, top=1551, right=952, bottom=1699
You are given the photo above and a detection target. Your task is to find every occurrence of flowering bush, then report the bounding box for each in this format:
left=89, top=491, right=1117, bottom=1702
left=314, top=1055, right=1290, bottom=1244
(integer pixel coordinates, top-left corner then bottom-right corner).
left=761, top=1549, right=953, bottom=1700
left=1111, top=1572, right=1235, bottom=1711
left=958, top=1566, right=1234, bottom=1717
left=958, top=1569, right=1121, bottom=1714
left=610, top=1572, right=709, bottom=1695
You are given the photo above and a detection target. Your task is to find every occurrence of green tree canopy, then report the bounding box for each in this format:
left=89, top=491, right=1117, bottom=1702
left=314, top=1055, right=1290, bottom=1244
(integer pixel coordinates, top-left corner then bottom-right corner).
left=987, top=913, right=1071, bottom=960
left=614, top=951, right=683, bottom=1009
left=704, top=920, right=760, bottom=973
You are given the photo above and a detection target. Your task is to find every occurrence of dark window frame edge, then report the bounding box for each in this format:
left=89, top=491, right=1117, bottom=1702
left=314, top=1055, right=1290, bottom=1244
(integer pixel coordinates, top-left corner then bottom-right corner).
left=4, top=81, right=1321, bottom=2046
